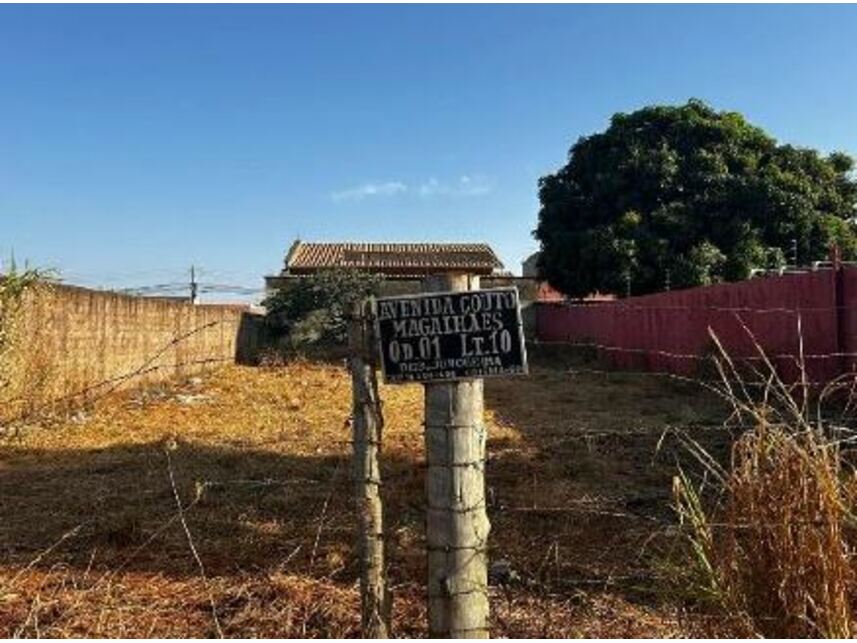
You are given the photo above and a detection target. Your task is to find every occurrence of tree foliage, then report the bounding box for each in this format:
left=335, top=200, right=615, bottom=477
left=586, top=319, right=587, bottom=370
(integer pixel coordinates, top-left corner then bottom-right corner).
left=534, top=100, right=857, bottom=297
left=262, top=269, right=381, bottom=346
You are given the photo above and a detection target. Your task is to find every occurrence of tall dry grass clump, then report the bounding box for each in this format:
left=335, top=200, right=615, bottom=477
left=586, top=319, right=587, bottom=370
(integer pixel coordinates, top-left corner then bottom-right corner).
left=0, top=265, right=57, bottom=424
left=672, top=327, right=857, bottom=638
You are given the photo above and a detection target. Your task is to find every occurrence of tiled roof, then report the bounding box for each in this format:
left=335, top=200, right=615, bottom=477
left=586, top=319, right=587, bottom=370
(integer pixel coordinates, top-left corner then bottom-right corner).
left=283, top=241, right=503, bottom=276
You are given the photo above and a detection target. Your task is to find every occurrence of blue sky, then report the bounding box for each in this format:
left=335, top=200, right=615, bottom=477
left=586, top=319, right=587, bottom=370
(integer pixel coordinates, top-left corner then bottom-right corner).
left=3, top=4, right=857, bottom=301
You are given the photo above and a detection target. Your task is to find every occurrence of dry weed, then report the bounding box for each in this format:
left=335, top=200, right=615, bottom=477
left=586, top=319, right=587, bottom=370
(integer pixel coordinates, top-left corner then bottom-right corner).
left=2, top=353, right=726, bottom=637
left=672, top=325, right=857, bottom=638
left=1, top=276, right=60, bottom=423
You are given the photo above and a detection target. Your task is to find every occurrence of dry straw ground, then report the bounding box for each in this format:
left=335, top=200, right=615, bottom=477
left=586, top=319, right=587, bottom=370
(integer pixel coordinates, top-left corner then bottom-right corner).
left=1, top=347, right=732, bottom=637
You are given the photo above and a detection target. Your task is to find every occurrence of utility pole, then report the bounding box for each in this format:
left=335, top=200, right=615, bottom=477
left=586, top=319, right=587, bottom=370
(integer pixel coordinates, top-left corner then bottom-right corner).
left=190, top=265, right=199, bottom=304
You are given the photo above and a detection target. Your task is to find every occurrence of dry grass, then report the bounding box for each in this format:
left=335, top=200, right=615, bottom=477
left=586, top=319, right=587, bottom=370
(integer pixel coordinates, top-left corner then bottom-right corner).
left=671, top=334, right=857, bottom=638
left=1, top=278, right=60, bottom=424
left=1, top=347, right=729, bottom=637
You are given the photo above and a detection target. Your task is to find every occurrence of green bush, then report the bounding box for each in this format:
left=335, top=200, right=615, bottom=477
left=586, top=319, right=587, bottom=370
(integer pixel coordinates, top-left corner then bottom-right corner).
left=262, top=269, right=381, bottom=347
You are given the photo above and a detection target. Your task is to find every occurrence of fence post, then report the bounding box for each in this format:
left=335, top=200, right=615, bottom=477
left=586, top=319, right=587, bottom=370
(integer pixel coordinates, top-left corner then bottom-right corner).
left=348, top=300, right=391, bottom=638
left=831, top=245, right=848, bottom=377
left=422, top=273, right=490, bottom=638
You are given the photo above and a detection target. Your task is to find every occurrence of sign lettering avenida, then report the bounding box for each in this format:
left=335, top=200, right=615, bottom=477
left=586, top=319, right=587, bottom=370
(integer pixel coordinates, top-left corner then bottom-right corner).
left=375, top=287, right=528, bottom=383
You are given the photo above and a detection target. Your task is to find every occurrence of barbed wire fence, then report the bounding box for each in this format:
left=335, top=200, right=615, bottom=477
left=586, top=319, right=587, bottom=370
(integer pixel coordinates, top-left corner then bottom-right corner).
left=5, top=295, right=854, bottom=511
left=4, top=295, right=857, bottom=636
left=0, top=317, right=238, bottom=432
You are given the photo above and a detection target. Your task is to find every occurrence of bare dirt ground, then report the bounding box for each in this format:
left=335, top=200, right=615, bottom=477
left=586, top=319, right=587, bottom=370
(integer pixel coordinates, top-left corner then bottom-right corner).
left=0, top=347, right=733, bottom=637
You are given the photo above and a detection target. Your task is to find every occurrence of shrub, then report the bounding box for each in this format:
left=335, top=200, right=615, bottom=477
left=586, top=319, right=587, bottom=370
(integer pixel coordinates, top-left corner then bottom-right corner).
left=0, top=262, right=53, bottom=422
left=671, top=335, right=857, bottom=637
left=262, top=269, right=381, bottom=347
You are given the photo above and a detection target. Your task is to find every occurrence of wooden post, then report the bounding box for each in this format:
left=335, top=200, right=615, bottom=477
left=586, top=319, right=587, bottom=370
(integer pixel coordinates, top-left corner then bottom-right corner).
left=349, top=300, right=391, bottom=638
left=423, top=273, right=490, bottom=638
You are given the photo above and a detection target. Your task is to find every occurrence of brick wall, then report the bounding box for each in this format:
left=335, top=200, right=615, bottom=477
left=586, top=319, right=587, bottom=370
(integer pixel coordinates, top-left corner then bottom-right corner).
left=2, top=283, right=258, bottom=417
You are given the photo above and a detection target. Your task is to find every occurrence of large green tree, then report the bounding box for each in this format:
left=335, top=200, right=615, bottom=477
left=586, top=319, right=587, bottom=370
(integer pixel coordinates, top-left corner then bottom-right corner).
left=534, top=100, right=857, bottom=297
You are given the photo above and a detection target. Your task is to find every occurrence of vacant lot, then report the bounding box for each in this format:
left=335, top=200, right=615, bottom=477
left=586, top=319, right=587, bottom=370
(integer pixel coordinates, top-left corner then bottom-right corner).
left=0, top=348, right=731, bottom=637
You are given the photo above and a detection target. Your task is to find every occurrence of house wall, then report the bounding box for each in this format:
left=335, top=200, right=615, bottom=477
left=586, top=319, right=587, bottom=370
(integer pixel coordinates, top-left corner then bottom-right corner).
left=521, top=252, right=539, bottom=278
left=265, top=274, right=547, bottom=302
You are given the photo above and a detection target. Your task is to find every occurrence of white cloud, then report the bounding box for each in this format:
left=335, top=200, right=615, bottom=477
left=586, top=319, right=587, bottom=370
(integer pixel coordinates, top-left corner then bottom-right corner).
left=331, top=181, right=407, bottom=203
left=418, top=175, right=494, bottom=198
left=331, top=174, right=494, bottom=203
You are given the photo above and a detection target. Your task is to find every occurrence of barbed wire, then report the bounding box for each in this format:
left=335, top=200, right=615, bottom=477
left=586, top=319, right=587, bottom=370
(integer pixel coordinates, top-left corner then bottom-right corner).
left=0, top=319, right=235, bottom=428
left=536, top=339, right=857, bottom=367
left=541, top=302, right=851, bottom=313
left=4, top=297, right=856, bottom=637
left=537, top=300, right=856, bottom=407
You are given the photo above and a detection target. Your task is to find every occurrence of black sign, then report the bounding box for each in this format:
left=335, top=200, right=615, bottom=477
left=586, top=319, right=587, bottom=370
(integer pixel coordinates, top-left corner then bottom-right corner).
left=375, top=287, right=528, bottom=384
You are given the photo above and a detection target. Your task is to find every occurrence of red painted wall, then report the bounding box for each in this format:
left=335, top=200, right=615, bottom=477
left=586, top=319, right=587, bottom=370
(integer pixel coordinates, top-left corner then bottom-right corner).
left=536, top=268, right=852, bottom=383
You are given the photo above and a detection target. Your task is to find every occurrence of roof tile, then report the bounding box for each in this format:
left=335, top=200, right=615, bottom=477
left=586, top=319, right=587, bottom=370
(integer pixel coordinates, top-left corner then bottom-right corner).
left=283, top=242, right=503, bottom=276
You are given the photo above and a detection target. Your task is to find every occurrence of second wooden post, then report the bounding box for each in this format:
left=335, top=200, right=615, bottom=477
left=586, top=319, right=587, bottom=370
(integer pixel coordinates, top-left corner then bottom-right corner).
left=422, top=272, right=490, bottom=638
left=349, top=300, right=391, bottom=638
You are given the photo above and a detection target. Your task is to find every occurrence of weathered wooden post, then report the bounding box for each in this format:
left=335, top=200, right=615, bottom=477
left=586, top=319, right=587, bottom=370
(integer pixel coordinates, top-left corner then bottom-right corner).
left=349, top=300, right=391, bottom=638
left=373, top=275, right=527, bottom=639
left=423, top=272, right=490, bottom=638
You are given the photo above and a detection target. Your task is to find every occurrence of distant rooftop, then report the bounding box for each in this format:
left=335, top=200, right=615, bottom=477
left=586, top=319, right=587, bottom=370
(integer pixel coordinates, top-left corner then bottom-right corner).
left=277, top=241, right=504, bottom=278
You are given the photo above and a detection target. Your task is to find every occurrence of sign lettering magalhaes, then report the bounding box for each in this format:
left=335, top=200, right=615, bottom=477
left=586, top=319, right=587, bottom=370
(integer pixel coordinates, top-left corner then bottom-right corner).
left=375, top=287, right=528, bottom=384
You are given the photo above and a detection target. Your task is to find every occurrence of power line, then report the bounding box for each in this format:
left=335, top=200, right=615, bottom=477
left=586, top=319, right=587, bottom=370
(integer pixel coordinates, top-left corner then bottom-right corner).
left=116, top=282, right=265, bottom=299
left=105, top=264, right=266, bottom=301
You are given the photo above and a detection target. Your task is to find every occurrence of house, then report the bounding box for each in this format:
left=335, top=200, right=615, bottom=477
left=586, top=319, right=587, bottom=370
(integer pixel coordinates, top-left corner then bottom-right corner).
left=264, top=240, right=568, bottom=335
left=265, top=241, right=506, bottom=295
left=522, top=251, right=540, bottom=278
